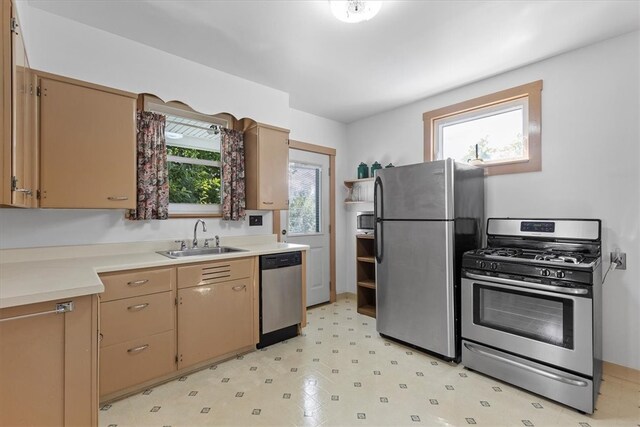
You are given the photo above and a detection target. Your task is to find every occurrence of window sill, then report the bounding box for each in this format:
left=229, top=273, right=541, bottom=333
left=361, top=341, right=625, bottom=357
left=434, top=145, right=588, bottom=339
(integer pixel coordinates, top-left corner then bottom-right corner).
left=472, top=157, right=540, bottom=176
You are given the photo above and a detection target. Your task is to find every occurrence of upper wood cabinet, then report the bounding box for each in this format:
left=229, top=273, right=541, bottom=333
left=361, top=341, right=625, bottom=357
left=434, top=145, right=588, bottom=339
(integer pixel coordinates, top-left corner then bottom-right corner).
left=1, top=0, right=37, bottom=208
left=244, top=123, right=289, bottom=210
left=38, top=73, right=137, bottom=208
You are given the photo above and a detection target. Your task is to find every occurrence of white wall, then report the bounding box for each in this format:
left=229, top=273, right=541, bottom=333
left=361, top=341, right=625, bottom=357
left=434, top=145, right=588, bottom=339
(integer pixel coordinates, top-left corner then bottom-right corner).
left=0, top=6, right=350, bottom=294
left=15, top=4, right=290, bottom=127
left=345, top=31, right=640, bottom=370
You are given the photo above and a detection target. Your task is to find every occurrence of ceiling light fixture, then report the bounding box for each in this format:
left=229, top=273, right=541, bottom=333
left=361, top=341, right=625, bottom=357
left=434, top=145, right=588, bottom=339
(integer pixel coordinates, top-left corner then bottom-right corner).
left=330, top=0, right=382, bottom=24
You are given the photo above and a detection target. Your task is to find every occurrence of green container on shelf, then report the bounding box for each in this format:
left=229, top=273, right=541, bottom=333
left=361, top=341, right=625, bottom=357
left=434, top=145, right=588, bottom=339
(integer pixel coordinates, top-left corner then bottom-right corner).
left=357, top=162, right=369, bottom=179
left=370, top=161, right=382, bottom=176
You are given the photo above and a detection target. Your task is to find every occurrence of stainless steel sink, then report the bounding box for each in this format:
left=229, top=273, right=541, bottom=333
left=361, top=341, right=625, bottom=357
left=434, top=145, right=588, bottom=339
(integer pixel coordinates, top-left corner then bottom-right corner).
left=158, top=246, right=247, bottom=259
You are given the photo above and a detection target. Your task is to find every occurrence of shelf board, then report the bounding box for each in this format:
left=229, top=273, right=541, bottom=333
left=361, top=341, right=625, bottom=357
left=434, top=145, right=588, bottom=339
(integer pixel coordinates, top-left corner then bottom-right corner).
left=357, top=280, right=376, bottom=289
left=344, top=200, right=373, bottom=204
left=344, top=177, right=375, bottom=186
left=356, top=234, right=374, bottom=240
left=357, top=256, right=375, bottom=263
left=357, top=304, right=376, bottom=318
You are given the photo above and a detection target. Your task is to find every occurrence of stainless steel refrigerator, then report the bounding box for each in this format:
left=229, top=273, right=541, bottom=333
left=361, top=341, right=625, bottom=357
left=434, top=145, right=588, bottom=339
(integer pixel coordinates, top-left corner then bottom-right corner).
left=374, top=159, right=484, bottom=362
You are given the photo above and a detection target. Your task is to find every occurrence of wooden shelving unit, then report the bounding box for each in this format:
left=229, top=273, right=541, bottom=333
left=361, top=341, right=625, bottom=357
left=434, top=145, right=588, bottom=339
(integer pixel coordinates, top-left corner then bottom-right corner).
left=356, top=234, right=376, bottom=318
left=344, top=178, right=375, bottom=203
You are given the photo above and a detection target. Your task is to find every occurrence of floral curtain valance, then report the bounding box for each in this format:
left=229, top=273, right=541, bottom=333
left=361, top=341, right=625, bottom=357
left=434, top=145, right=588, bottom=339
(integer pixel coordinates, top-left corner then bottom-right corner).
left=130, top=111, right=169, bottom=220
left=220, top=128, right=246, bottom=221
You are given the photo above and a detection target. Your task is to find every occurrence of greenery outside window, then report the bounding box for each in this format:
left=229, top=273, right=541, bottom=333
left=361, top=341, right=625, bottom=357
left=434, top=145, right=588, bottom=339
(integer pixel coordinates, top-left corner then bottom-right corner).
left=288, top=162, right=321, bottom=235
left=423, top=80, right=542, bottom=176
left=145, top=96, right=229, bottom=215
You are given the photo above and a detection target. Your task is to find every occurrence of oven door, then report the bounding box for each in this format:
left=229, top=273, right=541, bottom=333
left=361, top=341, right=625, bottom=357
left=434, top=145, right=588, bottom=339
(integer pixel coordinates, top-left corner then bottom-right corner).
left=462, top=273, right=593, bottom=375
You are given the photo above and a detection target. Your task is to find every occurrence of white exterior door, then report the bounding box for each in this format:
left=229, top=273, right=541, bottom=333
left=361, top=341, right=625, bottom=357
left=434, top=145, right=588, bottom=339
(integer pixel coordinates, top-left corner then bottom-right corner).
left=281, top=149, right=330, bottom=307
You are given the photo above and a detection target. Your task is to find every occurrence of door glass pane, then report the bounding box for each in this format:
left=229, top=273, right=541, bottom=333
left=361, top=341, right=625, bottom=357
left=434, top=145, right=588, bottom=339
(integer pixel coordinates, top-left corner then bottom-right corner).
left=474, top=285, right=574, bottom=349
left=289, top=162, right=321, bottom=235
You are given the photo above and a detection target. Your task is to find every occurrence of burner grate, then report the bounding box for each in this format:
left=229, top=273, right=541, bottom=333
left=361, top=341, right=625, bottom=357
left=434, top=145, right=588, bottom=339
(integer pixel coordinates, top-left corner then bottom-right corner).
left=533, top=253, right=584, bottom=264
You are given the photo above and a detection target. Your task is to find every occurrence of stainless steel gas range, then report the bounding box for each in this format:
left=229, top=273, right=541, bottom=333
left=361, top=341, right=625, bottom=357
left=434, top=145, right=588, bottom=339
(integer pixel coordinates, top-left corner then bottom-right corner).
left=461, top=218, right=602, bottom=414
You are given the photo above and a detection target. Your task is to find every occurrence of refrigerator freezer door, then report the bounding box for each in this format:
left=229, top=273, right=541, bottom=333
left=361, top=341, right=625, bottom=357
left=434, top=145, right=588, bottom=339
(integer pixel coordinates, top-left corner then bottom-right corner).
left=376, top=160, right=454, bottom=220
left=376, top=220, right=456, bottom=358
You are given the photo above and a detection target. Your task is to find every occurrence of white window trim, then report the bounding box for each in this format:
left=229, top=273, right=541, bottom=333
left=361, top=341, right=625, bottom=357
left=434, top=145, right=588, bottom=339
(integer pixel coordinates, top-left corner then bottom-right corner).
left=434, top=97, right=529, bottom=165
left=167, top=155, right=221, bottom=168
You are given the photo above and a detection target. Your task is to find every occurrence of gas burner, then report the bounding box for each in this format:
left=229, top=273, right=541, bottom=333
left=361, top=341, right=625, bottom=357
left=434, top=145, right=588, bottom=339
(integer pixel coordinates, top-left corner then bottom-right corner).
left=533, top=253, right=584, bottom=264
left=476, top=248, right=521, bottom=257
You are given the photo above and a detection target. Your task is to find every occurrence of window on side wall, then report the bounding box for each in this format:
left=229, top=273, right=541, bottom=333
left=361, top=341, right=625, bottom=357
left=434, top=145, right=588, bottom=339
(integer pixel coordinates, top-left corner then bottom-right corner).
left=145, top=96, right=230, bottom=216
left=423, top=80, right=542, bottom=175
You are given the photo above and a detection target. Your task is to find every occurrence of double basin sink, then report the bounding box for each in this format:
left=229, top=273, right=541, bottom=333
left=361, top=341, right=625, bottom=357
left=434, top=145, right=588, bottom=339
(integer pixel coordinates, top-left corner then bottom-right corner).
left=158, top=246, right=247, bottom=259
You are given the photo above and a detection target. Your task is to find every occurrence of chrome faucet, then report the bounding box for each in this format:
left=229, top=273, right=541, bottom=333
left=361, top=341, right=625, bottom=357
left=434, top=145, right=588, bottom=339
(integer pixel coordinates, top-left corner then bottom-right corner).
left=192, top=219, right=207, bottom=248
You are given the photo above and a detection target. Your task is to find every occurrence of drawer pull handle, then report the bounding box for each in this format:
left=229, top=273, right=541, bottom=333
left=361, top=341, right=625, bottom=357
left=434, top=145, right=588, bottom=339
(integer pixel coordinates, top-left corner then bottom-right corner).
left=232, top=285, right=246, bottom=291
left=127, top=303, right=149, bottom=311
left=127, top=279, right=149, bottom=286
left=262, top=201, right=274, bottom=205
left=14, top=187, right=33, bottom=196
left=108, top=196, right=129, bottom=201
left=127, top=344, right=149, bottom=354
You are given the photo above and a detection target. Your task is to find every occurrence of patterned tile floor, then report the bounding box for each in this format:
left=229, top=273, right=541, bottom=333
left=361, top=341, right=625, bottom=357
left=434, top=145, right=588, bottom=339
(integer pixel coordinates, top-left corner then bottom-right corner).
left=100, top=294, right=639, bottom=426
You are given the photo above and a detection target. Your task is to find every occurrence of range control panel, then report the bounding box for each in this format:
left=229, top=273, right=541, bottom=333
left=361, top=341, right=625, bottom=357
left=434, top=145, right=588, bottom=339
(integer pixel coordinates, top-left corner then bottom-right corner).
left=462, top=258, right=593, bottom=285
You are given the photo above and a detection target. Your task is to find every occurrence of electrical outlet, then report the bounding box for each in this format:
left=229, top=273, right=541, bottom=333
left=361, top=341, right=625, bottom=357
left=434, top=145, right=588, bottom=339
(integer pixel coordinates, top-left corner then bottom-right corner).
left=249, top=215, right=263, bottom=226
left=610, top=251, right=627, bottom=270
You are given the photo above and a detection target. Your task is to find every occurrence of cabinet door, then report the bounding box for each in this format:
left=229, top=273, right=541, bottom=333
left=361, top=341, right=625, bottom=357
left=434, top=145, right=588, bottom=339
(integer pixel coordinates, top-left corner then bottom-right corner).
left=177, top=279, right=253, bottom=369
left=1, top=1, right=36, bottom=208
left=0, top=296, right=98, bottom=427
left=39, top=77, right=136, bottom=208
left=258, top=126, right=289, bottom=210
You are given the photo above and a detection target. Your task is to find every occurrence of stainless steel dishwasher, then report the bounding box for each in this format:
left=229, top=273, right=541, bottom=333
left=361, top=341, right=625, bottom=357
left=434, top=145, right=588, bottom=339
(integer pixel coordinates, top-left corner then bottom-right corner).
left=257, top=251, right=303, bottom=348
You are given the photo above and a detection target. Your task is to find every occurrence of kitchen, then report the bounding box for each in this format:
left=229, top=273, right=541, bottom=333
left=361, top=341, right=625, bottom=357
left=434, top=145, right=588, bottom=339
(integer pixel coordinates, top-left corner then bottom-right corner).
left=1, top=1, right=639, bottom=426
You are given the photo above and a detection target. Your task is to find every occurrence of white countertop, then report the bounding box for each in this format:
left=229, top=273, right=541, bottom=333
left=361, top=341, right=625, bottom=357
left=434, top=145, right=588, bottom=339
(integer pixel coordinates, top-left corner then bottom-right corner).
left=0, top=235, right=308, bottom=309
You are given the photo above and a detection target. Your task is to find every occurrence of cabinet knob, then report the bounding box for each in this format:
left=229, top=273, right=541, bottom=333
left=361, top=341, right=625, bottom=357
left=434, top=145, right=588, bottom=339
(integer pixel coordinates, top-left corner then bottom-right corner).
left=107, top=196, right=129, bottom=201
left=232, top=285, right=246, bottom=292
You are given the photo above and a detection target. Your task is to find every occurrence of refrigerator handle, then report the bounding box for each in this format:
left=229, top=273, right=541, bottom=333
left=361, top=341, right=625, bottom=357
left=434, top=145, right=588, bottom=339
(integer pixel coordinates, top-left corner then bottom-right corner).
left=374, top=176, right=383, bottom=263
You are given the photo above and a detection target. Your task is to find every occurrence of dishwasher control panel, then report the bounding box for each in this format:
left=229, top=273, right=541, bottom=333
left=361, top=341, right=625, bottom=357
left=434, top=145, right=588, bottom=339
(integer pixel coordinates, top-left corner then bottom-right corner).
left=261, top=251, right=302, bottom=269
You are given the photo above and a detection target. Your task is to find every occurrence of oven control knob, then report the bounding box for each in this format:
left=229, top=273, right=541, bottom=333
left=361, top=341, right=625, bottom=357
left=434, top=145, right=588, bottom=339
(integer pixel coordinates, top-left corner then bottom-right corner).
left=541, top=269, right=551, bottom=277
left=490, top=262, right=498, bottom=270
left=556, top=271, right=566, bottom=279
left=479, top=261, right=486, bottom=268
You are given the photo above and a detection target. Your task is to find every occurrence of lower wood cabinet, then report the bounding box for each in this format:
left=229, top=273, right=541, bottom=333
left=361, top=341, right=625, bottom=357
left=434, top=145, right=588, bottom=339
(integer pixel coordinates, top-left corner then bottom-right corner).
left=177, top=278, right=254, bottom=369
left=98, top=258, right=259, bottom=401
left=0, top=295, right=98, bottom=427
left=99, top=267, right=177, bottom=399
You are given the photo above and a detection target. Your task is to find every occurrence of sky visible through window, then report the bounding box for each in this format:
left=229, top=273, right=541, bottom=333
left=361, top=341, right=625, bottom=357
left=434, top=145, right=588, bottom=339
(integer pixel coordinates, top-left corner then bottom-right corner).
left=441, top=108, right=525, bottom=163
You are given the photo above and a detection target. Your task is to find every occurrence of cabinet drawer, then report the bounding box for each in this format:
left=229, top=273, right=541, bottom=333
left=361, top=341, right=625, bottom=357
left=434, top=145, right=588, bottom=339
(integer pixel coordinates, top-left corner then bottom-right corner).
left=177, top=258, right=253, bottom=289
left=99, top=330, right=175, bottom=397
left=100, top=291, right=174, bottom=347
left=100, top=267, right=174, bottom=302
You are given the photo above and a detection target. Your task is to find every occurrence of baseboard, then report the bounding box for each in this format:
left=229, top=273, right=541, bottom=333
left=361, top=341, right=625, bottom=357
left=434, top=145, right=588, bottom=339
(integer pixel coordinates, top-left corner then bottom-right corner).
left=602, top=361, right=640, bottom=384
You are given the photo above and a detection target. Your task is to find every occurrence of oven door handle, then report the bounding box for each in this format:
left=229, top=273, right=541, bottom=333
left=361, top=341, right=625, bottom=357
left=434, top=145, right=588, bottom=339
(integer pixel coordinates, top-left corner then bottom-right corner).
left=465, top=272, right=588, bottom=295
left=464, top=343, right=588, bottom=387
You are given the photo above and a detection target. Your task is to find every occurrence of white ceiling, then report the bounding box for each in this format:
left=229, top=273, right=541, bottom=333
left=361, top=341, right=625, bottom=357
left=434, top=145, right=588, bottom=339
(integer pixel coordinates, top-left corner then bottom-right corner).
left=27, top=1, right=640, bottom=123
